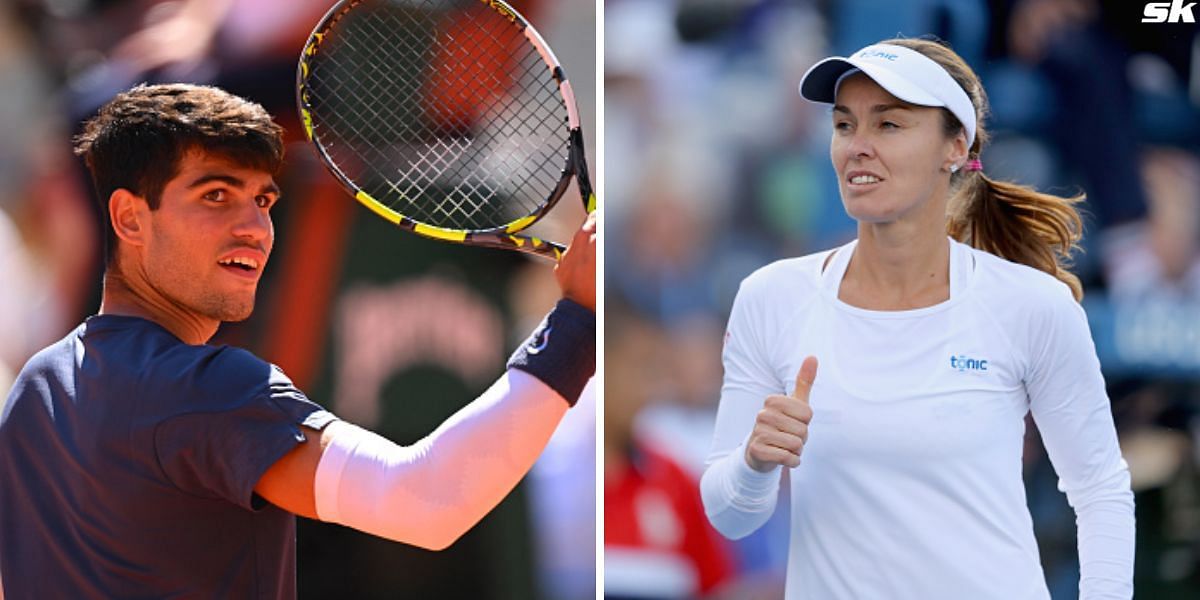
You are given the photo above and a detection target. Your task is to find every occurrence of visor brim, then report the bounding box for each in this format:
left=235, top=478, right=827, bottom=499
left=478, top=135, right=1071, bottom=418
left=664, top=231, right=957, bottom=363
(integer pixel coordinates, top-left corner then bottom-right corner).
left=799, top=57, right=943, bottom=108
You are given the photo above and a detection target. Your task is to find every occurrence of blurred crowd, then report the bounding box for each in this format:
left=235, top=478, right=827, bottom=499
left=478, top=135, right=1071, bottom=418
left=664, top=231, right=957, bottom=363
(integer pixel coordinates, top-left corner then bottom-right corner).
left=0, top=0, right=594, bottom=599
left=604, top=0, right=1200, bottom=598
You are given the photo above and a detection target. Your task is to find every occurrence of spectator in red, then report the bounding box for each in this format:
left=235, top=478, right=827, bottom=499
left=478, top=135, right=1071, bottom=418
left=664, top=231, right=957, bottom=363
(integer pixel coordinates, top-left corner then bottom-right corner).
left=605, top=310, right=735, bottom=599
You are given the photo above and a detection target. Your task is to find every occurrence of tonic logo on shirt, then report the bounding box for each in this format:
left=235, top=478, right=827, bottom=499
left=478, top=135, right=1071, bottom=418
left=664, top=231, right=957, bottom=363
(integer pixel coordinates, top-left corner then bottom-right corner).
left=950, top=355, right=988, bottom=372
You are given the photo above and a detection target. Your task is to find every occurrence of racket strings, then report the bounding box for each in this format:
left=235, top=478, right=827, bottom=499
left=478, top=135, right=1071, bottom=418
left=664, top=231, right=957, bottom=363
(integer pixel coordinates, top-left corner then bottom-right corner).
left=305, top=0, right=569, bottom=231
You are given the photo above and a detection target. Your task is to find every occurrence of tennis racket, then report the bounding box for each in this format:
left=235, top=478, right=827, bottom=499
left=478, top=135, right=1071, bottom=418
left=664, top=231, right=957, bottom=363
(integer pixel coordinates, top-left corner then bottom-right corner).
left=297, top=0, right=595, bottom=261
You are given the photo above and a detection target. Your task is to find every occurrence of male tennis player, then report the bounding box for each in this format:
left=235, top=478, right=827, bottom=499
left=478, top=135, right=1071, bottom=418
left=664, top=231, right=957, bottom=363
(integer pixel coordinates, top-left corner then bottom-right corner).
left=0, top=83, right=595, bottom=599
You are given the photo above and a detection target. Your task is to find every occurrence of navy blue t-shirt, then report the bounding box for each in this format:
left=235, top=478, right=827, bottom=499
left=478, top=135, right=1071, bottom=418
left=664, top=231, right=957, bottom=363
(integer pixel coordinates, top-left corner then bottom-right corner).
left=0, top=315, right=336, bottom=599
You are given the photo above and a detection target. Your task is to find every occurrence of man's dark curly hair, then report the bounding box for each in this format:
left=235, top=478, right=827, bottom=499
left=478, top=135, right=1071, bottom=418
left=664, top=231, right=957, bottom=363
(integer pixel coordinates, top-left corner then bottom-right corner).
left=74, top=83, right=285, bottom=265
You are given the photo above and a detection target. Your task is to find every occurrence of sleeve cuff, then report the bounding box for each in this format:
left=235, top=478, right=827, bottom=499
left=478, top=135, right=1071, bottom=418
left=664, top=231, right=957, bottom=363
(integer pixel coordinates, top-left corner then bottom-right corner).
left=730, top=442, right=783, bottom=496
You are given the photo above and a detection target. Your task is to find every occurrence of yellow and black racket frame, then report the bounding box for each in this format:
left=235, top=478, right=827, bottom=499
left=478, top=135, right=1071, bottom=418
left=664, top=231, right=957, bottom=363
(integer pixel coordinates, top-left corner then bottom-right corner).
left=297, top=0, right=596, bottom=261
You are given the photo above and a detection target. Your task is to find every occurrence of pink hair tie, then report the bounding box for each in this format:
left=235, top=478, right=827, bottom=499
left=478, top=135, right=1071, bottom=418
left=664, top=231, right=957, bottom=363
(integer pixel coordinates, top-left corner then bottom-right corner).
left=966, top=159, right=983, bottom=172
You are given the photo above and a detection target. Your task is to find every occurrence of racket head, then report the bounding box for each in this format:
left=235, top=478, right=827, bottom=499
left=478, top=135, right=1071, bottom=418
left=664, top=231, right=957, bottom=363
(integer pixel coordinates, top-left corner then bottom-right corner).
left=297, top=0, right=590, bottom=256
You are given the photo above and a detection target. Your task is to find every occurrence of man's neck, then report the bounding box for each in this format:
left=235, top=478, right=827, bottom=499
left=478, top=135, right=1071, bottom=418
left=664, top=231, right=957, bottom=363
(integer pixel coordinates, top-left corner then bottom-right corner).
left=98, top=269, right=219, bottom=345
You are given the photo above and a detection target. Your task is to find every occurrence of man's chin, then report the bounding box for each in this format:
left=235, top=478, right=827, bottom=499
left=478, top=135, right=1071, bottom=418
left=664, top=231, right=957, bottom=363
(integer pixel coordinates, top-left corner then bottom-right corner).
left=204, top=296, right=256, bottom=323
left=219, top=304, right=255, bottom=323
left=220, top=310, right=254, bottom=323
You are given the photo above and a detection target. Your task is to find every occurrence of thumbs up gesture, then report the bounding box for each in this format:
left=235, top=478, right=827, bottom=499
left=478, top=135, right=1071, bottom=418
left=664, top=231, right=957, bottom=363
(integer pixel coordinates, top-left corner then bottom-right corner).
left=745, top=356, right=817, bottom=473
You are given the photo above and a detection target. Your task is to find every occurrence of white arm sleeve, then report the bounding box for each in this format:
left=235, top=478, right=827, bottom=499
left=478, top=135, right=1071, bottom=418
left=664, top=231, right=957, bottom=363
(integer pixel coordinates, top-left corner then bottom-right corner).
left=700, top=277, right=785, bottom=539
left=700, top=440, right=783, bottom=540
left=1026, top=290, right=1135, bottom=599
left=313, top=369, right=568, bottom=550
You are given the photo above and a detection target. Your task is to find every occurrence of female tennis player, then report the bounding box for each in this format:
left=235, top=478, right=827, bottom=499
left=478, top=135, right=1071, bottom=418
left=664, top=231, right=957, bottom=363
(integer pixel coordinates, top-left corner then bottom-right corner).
left=700, top=39, right=1134, bottom=599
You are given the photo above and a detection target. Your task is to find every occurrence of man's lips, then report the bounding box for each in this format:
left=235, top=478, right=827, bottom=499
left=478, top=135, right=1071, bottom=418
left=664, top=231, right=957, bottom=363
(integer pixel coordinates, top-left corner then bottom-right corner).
left=217, top=248, right=267, bottom=279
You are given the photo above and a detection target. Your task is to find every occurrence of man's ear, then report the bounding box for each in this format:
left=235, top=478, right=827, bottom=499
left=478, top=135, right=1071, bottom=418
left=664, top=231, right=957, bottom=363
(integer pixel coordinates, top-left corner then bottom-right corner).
left=109, top=189, right=149, bottom=247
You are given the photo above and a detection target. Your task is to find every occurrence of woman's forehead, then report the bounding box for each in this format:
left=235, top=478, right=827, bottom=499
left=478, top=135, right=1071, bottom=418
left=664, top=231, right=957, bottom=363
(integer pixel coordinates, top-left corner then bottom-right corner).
left=832, top=74, right=916, bottom=110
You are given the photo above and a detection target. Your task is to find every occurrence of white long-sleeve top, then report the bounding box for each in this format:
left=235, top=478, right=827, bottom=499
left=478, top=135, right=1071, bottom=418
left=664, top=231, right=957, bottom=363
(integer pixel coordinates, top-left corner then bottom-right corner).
left=701, top=238, right=1135, bottom=600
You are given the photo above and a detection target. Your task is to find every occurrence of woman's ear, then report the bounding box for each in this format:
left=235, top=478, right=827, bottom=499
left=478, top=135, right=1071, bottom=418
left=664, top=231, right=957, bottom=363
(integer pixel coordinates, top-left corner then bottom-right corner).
left=943, top=130, right=969, bottom=173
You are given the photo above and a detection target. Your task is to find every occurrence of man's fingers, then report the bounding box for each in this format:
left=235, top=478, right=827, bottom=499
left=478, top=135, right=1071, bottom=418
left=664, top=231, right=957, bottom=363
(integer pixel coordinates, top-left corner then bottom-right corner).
left=554, top=213, right=596, bottom=311
left=792, top=355, right=818, bottom=400
left=561, top=213, right=596, bottom=259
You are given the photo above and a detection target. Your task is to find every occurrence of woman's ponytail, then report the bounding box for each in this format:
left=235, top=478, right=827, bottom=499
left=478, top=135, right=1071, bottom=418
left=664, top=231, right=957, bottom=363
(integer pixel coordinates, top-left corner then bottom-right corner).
left=887, top=38, right=1086, bottom=301
left=947, top=173, right=1084, bottom=300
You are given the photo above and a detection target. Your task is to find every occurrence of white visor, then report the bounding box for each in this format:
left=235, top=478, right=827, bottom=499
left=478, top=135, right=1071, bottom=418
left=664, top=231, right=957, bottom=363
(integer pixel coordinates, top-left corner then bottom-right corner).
left=799, top=43, right=976, bottom=147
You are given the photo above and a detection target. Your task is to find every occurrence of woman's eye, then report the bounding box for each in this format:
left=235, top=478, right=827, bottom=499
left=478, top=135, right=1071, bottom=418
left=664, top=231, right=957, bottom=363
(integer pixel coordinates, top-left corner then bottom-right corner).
left=834, top=121, right=851, bottom=131
left=881, top=121, right=899, bottom=129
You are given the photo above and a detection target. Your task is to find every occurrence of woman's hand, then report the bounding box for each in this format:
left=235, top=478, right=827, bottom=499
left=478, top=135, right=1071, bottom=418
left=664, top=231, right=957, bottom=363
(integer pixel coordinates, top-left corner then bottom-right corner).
left=745, top=356, right=817, bottom=472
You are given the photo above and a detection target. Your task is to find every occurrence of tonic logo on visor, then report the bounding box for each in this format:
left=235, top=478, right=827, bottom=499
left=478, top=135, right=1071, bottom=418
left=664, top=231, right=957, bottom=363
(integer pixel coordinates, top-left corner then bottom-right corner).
left=857, top=49, right=898, bottom=61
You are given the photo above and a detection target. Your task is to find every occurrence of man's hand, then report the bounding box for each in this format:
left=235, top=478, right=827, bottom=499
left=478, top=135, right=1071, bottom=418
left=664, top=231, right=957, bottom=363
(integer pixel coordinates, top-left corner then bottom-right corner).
left=745, top=356, right=817, bottom=473
left=555, top=213, right=596, bottom=311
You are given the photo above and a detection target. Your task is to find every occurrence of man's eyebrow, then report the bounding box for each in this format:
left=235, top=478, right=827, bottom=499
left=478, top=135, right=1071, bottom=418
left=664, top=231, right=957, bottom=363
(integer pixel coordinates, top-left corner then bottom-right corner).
left=186, top=173, right=280, bottom=196
left=187, top=173, right=246, bottom=189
